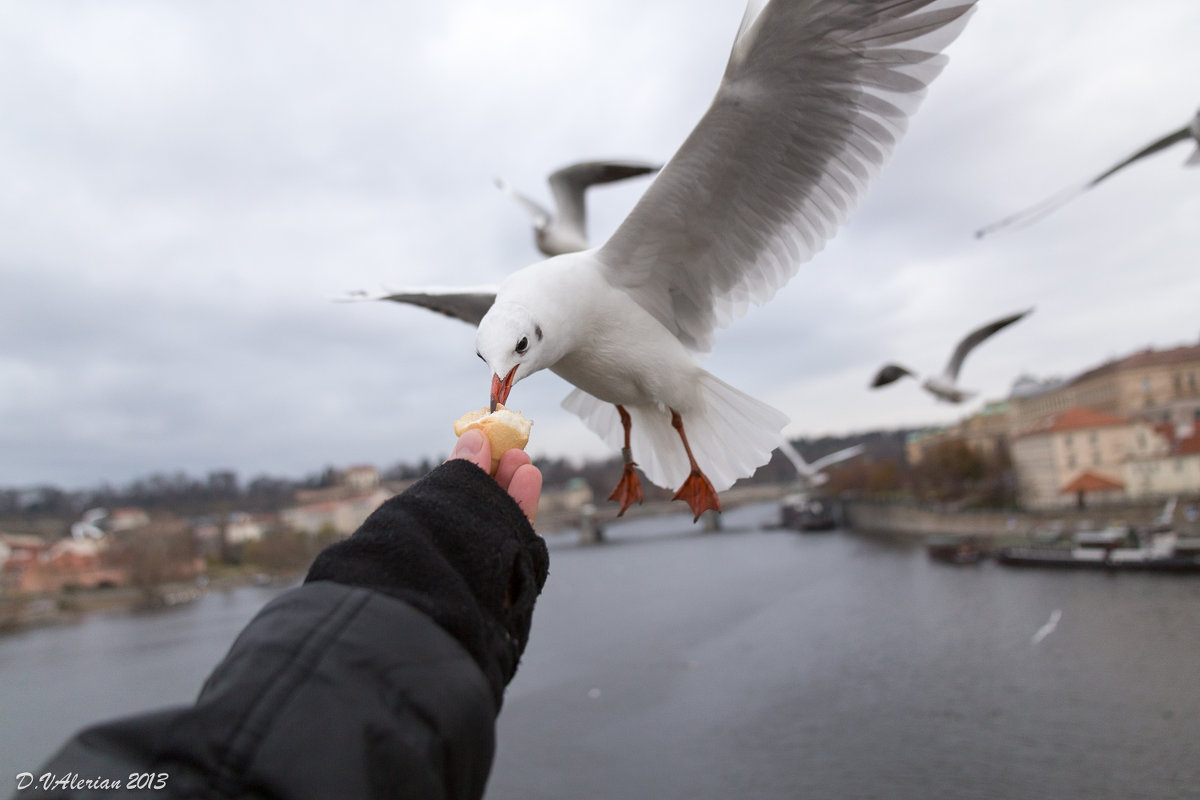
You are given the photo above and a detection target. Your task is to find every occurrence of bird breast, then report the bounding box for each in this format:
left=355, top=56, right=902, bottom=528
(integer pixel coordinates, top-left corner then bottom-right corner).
left=548, top=286, right=702, bottom=410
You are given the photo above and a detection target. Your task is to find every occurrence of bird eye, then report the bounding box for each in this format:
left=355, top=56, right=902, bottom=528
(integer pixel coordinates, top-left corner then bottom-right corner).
left=515, top=336, right=529, bottom=354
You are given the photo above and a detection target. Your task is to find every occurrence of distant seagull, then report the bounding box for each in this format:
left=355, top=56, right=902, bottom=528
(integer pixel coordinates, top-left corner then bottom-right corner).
left=347, top=0, right=979, bottom=520
left=70, top=507, right=107, bottom=540
left=870, top=309, right=1033, bottom=403
left=779, top=440, right=865, bottom=487
left=1031, top=608, right=1063, bottom=645
left=497, top=160, right=661, bottom=256
left=976, top=107, right=1200, bottom=238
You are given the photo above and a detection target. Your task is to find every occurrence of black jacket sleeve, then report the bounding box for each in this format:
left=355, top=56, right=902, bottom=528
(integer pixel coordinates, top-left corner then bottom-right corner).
left=15, top=459, right=549, bottom=800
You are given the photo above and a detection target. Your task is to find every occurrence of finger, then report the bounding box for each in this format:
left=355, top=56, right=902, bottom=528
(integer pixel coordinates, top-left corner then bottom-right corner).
left=494, top=448, right=533, bottom=489
left=449, top=429, right=492, bottom=474
left=507, top=463, right=542, bottom=524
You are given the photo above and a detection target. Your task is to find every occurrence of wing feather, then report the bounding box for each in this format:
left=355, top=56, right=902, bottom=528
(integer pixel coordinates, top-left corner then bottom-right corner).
left=597, top=0, right=976, bottom=352
left=339, top=287, right=498, bottom=327
left=942, top=308, right=1032, bottom=380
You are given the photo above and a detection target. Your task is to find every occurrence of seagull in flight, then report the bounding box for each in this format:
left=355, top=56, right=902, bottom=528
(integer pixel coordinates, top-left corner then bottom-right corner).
left=779, top=441, right=865, bottom=488
left=351, top=0, right=979, bottom=520
left=976, top=107, right=1200, bottom=238
left=1031, top=609, right=1063, bottom=645
left=870, top=309, right=1032, bottom=404
left=70, top=508, right=108, bottom=540
left=497, top=160, right=661, bottom=256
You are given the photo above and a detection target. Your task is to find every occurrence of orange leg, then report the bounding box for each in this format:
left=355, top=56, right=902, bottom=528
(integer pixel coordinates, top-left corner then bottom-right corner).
left=670, top=410, right=722, bottom=522
left=607, top=405, right=644, bottom=516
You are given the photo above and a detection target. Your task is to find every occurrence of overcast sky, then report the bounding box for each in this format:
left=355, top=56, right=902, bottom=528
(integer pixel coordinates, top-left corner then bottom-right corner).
left=2, top=0, right=1198, bottom=490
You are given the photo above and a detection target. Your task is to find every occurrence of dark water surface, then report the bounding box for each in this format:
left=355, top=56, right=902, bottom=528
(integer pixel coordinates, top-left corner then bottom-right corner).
left=3, top=502, right=1198, bottom=799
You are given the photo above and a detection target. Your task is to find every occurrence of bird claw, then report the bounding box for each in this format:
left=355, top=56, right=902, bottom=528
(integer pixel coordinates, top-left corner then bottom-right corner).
left=673, top=469, right=722, bottom=522
left=608, top=463, right=644, bottom=516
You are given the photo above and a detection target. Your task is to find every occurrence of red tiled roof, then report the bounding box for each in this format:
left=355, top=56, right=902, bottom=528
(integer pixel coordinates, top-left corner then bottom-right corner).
left=1021, top=406, right=1129, bottom=437
left=1177, top=431, right=1200, bottom=456
left=1060, top=471, right=1125, bottom=493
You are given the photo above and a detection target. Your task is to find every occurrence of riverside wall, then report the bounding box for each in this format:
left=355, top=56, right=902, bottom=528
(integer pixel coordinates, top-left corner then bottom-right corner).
left=842, top=497, right=1172, bottom=540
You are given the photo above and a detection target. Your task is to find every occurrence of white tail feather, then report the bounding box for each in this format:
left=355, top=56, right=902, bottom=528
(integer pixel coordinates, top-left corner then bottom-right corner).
left=562, top=373, right=788, bottom=493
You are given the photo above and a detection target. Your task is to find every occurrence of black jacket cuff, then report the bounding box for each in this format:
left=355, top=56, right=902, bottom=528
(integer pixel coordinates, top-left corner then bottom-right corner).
left=304, top=459, right=549, bottom=705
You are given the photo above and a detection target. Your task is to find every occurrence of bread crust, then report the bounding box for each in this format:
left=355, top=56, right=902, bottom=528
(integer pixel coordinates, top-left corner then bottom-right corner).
left=453, top=405, right=532, bottom=474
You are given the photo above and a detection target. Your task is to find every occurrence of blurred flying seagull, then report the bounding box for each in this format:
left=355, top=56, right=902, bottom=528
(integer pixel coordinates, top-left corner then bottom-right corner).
left=779, top=441, right=865, bottom=487
left=1031, top=609, right=1062, bottom=645
left=348, top=0, right=979, bottom=520
left=70, top=507, right=108, bottom=540
left=976, top=107, right=1200, bottom=238
left=871, top=309, right=1032, bottom=403
left=497, top=160, right=661, bottom=256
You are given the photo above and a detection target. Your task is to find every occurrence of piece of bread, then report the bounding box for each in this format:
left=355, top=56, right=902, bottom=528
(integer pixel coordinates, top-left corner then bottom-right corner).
left=453, top=404, right=532, bottom=474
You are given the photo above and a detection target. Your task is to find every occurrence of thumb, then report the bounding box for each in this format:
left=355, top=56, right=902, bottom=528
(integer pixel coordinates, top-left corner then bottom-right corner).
left=450, top=428, right=492, bottom=473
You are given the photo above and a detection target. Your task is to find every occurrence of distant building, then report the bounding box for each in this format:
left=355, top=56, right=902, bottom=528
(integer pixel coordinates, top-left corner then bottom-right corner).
left=341, top=465, right=382, bottom=493
left=0, top=534, right=48, bottom=593
left=282, top=465, right=404, bottom=536
left=0, top=533, right=126, bottom=594
left=905, top=427, right=951, bottom=467
left=1008, top=340, right=1200, bottom=434
left=537, top=478, right=595, bottom=518
left=106, top=507, right=150, bottom=532
left=1010, top=407, right=1170, bottom=509
left=956, top=399, right=1011, bottom=460
left=225, top=512, right=269, bottom=544
left=1123, top=429, right=1200, bottom=499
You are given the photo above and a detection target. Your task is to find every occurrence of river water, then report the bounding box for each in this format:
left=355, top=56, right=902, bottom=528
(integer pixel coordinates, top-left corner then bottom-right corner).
left=2, top=502, right=1198, bottom=799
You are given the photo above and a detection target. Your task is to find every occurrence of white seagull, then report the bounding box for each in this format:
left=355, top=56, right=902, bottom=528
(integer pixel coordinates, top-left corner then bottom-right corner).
left=356, top=0, right=979, bottom=520
left=1031, top=609, right=1063, bottom=645
left=497, top=160, right=662, bottom=256
left=870, top=309, right=1032, bottom=404
left=976, top=107, right=1200, bottom=238
left=70, top=507, right=108, bottom=540
left=779, top=441, right=865, bottom=488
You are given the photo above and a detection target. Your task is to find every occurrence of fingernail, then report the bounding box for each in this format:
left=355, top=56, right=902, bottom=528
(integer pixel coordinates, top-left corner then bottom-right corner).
left=454, top=429, right=484, bottom=458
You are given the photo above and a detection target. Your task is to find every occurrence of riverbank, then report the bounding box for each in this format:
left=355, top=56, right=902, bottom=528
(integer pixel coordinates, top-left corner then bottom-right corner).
left=0, top=569, right=298, bottom=637
left=841, top=496, right=1180, bottom=541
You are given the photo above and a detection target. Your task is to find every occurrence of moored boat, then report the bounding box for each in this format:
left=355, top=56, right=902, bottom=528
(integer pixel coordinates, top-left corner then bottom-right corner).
left=997, top=531, right=1200, bottom=573
left=926, top=536, right=984, bottom=564
left=779, top=493, right=838, bottom=531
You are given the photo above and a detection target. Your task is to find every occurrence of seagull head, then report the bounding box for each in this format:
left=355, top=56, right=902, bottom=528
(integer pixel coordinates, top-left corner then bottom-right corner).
left=476, top=301, right=546, bottom=411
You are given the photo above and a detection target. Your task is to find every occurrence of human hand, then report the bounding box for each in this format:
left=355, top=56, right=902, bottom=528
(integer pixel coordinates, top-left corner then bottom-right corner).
left=451, top=428, right=542, bottom=523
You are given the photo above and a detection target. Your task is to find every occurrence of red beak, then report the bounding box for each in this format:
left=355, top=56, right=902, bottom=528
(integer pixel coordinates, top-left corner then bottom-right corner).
left=490, top=366, right=517, bottom=412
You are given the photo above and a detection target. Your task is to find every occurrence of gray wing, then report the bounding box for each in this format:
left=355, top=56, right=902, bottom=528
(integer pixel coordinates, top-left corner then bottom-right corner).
left=779, top=439, right=864, bottom=481
left=942, top=308, right=1032, bottom=381
left=976, top=118, right=1197, bottom=239
left=337, top=287, right=498, bottom=327
left=546, top=160, right=662, bottom=242
left=871, top=363, right=916, bottom=388
left=495, top=179, right=552, bottom=230
left=807, top=443, right=866, bottom=473
left=596, top=0, right=978, bottom=353
left=1087, top=125, right=1193, bottom=188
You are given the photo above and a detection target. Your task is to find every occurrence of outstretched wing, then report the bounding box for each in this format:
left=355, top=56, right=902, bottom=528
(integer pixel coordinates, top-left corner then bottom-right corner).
left=1086, top=125, right=1193, bottom=187
left=596, top=0, right=977, bottom=353
left=976, top=120, right=1195, bottom=239
left=338, top=286, right=498, bottom=327
left=495, top=179, right=552, bottom=229
left=546, top=160, right=662, bottom=242
left=942, top=308, right=1032, bottom=381
left=807, top=443, right=866, bottom=474
left=779, top=440, right=864, bottom=480
left=871, top=363, right=916, bottom=388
